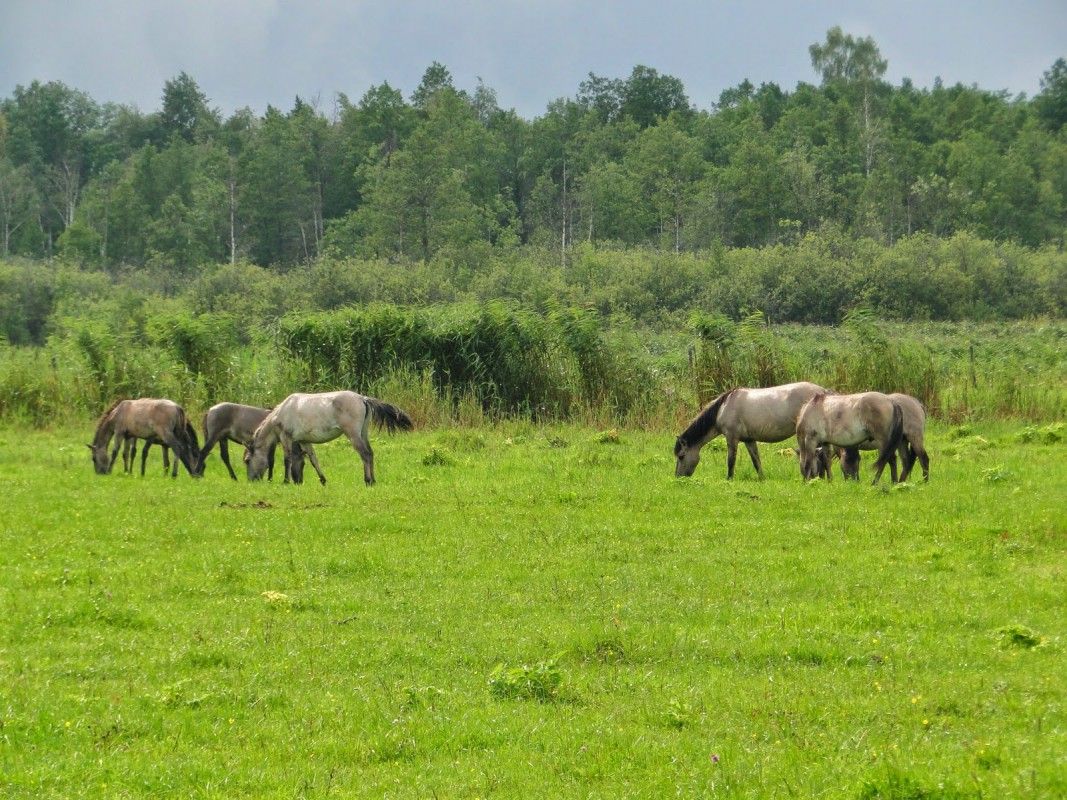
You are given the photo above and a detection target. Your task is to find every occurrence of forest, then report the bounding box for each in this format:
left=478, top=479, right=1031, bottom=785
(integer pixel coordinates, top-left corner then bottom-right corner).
left=0, top=30, right=1064, bottom=275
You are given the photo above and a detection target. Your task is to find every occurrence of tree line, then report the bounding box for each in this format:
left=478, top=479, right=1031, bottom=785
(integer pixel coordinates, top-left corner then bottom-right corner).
left=1, top=29, right=1064, bottom=271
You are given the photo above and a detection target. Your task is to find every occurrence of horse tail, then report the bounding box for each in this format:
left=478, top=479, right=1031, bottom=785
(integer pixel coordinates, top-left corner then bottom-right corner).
left=364, top=397, right=415, bottom=434
left=878, top=400, right=905, bottom=466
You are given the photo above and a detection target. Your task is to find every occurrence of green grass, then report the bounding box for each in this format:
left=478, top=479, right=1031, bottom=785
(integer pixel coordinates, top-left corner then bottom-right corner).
left=0, top=422, right=1064, bottom=798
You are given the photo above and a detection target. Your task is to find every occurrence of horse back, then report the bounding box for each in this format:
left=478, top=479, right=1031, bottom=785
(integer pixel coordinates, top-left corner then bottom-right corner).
left=207, top=402, right=270, bottom=443
left=727, top=382, right=826, bottom=439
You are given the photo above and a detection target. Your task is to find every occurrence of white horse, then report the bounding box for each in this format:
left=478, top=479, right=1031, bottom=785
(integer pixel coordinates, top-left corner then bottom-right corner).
left=247, top=391, right=413, bottom=485
left=674, top=382, right=827, bottom=478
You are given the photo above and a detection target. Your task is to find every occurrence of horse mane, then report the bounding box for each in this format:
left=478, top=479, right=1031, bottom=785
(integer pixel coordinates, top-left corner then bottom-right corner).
left=92, top=398, right=126, bottom=443
left=250, top=406, right=281, bottom=448
left=95, top=398, right=124, bottom=426
left=676, top=389, right=734, bottom=453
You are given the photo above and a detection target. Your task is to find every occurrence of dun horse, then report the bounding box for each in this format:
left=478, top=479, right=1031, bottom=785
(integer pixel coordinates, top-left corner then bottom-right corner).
left=89, top=398, right=199, bottom=476
left=247, top=391, right=413, bottom=485
left=674, top=382, right=827, bottom=479
left=796, top=392, right=906, bottom=485
left=837, top=393, right=930, bottom=482
left=199, top=402, right=310, bottom=482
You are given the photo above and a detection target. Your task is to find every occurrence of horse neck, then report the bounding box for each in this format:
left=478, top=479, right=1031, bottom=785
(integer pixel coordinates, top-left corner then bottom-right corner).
left=92, top=413, right=117, bottom=447
left=253, top=417, right=280, bottom=449
left=681, top=391, right=731, bottom=447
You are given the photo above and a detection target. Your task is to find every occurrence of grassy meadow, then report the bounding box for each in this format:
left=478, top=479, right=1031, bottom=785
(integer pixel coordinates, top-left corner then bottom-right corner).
left=0, top=421, right=1064, bottom=798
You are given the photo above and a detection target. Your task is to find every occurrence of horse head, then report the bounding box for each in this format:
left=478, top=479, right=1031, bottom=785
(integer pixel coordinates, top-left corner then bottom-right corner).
left=88, top=443, right=111, bottom=474
left=674, top=437, right=701, bottom=477
left=245, top=442, right=270, bottom=481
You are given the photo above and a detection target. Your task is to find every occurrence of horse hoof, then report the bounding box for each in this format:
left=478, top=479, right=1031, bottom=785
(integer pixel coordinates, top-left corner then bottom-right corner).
left=319, top=477, right=327, bottom=485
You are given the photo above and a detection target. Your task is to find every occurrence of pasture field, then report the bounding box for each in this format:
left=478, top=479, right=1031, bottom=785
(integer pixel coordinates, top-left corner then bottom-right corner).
left=0, top=422, right=1064, bottom=798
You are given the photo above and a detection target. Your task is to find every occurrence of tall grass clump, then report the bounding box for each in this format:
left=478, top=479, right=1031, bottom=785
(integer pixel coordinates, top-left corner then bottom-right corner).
left=277, top=302, right=660, bottom=419
left=688, top=311, right=794, bottom=403
left=830, top=308, right=938, bottom=409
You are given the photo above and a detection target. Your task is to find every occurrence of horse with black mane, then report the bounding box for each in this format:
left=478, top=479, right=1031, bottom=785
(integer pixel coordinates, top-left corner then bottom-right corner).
left=674, top=382, right=827, bottom=479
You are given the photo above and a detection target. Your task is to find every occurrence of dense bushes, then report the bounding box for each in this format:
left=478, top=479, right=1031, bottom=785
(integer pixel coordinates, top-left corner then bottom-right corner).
left=277, top=302, right=653, bottom=417
left=294, top=234, right=1065, bottom=323
left=0, top=232, right=1063, bottom=427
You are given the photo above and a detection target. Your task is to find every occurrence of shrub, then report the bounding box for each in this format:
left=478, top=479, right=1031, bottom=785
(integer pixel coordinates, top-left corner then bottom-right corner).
left=488, top=655, right=565, bottom=703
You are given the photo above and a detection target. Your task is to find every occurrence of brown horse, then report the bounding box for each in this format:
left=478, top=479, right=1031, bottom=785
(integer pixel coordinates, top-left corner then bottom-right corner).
left=838, top=393, right=930, bottom=482
left=89, top=398, right=200, bottom=476
left=248, top=391, right=413, bottom=485
left=796, top=392, right=905, bottom=485
left=198, top=402, right=310, bottom=482
left=675, top=382, right=827, bottom=479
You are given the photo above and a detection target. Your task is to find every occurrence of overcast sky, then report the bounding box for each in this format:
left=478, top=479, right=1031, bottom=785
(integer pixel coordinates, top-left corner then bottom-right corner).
left=1, top=1, right=1064, bottom=118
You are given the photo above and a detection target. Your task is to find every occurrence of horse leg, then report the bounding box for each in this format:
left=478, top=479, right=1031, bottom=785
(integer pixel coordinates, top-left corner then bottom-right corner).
left=168, top=446, right=179, bottom=478
left=218, top=438, right=238, bottom=481
left=292, top=438, right=327, bottom=485
left=348, top=432, right=375, bottom=485
left=726, top=437, right=738, bottom=479
left=161, top=431, right=196, bottom=477
left=743, top=441, right=764, bottom=479
left=108, top=436, right=124, bottom=473
left=871, top=439, right=894, bottom=485
left=290, top=444, right=306, bottom=485
left=198, top=431, right=223, bottom=478
left=140, top=441, right=151, bottom=476
left=123, top=437, right=135, bottom=473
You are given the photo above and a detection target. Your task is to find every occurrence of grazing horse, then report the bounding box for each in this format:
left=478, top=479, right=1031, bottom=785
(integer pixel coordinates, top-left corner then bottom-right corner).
left=199, top=402, right=311, bottom=482
left=838, top=393, right=930, bottom=482
left=247, top=391, right=413, bottom=485
left=88, top=398, right=199, bottom=476
left=675, top=382, right=827, bottom=479
left=796, top=392, right=905, bottom=485
left=122, top=420, right=201, bottom=477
